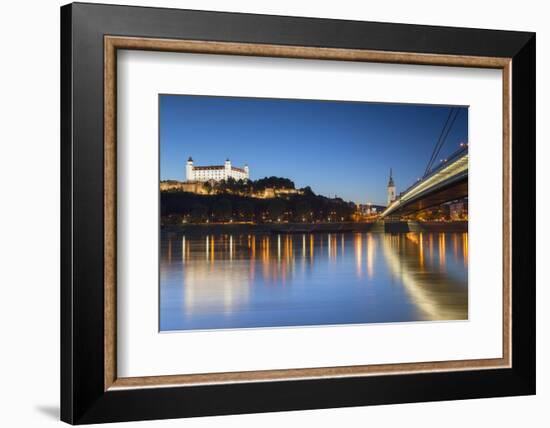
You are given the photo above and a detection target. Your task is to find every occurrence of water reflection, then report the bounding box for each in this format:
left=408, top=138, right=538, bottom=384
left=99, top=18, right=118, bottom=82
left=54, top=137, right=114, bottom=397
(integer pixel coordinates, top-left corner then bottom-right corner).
left=160, top=232, right=468, bottom=331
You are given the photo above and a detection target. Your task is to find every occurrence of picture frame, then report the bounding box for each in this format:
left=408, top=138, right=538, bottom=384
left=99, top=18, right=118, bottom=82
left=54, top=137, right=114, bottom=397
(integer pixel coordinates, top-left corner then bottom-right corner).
left=61, top=2, right=535, bottom=424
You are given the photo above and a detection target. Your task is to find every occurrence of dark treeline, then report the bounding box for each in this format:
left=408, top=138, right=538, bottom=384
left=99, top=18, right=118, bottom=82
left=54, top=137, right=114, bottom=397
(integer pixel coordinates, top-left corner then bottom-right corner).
left=161, top=192, right=356, bottom=224
left=163, top=176, right=312, bottom=196
left=204, top=176, right=301, bottom=196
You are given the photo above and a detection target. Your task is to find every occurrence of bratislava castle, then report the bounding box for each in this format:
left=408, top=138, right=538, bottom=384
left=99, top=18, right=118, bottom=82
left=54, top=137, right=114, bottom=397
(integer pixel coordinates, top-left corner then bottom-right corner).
left=186, top=157, right=249, bottom=182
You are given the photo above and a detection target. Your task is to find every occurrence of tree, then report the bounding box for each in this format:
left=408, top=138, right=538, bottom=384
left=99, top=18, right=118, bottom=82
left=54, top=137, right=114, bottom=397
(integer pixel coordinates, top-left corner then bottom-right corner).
left=295, top=200, right=311, bottom=222
left=213, top=198, right=232, bottom=222
left=225, top=177, right=237, bottom=193
left=301, top=186, right=315, bottom=196
left=236, top=200, right=254, bottom=221
left=190, top=203, right=208, bottom=223
left=267, top=199, right=286, bottom=222
left=254, top=176, right=295, bottom=191
left=203, top=181, right=212, bottom=195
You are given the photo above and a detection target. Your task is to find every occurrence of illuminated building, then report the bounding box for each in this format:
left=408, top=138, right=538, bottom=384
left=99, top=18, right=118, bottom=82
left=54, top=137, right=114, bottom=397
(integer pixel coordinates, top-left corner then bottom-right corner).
left=449, top=200, right=468, bottom=220
left=186, top=157, right=249, bottom=182
left=387, top=168, right=396, bottom=206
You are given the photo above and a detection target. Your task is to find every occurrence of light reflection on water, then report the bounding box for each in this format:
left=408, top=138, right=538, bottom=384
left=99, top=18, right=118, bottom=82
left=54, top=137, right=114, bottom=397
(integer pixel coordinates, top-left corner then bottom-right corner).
left=160, top=232, right=468, bottom=331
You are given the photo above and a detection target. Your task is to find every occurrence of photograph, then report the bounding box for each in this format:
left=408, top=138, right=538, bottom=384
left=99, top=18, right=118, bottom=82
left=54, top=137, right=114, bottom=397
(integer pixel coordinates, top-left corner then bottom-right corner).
left=55, top=2, right=537, bottom=424
left=159, top=94, right=469, bottom=332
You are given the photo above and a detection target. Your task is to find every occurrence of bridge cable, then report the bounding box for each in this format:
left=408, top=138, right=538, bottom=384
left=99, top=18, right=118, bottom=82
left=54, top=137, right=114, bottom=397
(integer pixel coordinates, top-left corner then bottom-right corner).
left=424, top=108, right=454, bottom=176
left=424, top=108, right=460, bottom=176
left=431, top=108, right=460, bottom=169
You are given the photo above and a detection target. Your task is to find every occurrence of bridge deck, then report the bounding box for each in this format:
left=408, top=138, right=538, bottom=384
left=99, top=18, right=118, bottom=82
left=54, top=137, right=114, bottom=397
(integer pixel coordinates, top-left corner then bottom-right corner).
left=381, top=152, right=468, bottom=217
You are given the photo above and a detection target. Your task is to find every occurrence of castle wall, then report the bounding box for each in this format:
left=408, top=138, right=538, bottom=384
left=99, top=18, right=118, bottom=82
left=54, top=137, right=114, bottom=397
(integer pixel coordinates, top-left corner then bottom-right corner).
left=160, top=181, right=208, bottom=194
left=186, top=159, right=249, bottom=182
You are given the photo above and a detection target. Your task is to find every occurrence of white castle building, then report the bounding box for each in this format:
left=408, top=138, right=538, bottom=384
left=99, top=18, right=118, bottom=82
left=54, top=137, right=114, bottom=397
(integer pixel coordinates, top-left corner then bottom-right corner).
left=186, top=157, right=249, bottom=182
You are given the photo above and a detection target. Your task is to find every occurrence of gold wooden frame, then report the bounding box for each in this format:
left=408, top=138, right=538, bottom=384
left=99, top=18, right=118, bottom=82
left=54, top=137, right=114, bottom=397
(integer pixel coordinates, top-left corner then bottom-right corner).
left=104, top=35, right=512, bottom=391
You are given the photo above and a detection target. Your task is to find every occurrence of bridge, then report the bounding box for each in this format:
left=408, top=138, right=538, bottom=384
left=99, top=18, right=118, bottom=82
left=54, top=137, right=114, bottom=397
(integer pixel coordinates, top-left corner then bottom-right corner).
left=380, top=146, right=468, bottom=219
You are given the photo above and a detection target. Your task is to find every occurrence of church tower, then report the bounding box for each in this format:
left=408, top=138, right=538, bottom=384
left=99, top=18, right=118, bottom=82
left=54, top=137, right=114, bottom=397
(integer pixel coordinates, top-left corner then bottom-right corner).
left=224, top=158, right=231, bottom=179
left=186, top=156, right=194, bottom=181
left=387, top=168, right=396, bottom=206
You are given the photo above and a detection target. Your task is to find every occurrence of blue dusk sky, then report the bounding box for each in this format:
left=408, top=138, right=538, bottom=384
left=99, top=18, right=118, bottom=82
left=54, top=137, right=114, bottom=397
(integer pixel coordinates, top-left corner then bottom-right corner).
left=160, top=95, right=468, bottom=205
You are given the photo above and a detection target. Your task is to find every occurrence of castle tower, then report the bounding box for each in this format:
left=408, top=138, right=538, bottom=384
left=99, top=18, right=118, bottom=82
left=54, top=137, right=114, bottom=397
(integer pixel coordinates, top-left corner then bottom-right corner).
left=186, top=156, right=194, bottom=181
left=224, top=158, right=231, bottom=179
left=387, top=168, right=396, bottom=206
left=244, top=164, right=249, bottom=180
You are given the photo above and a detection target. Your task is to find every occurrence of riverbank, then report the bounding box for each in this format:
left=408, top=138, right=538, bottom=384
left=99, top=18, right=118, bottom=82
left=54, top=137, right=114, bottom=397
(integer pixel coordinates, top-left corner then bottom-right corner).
left=162, top=221, right=468, bottom=235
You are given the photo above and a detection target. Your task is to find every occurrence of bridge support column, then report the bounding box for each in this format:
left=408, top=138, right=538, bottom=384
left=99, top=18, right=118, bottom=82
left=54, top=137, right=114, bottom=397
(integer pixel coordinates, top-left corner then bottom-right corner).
left=384, top=221, right=410, bottom=233
left=378, top=220, right=422, bottom=233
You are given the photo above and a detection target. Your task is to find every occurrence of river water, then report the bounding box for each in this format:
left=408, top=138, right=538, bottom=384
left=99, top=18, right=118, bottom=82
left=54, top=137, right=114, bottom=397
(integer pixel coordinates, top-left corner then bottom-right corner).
left=160, top=231, right=468, bottom=331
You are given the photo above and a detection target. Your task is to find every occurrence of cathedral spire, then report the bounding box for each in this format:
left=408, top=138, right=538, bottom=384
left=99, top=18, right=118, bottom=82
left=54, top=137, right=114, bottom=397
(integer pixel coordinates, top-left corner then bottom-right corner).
left=388, top=168, right=395, bottom=187
left=387, top=168, right=396, bottom=206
